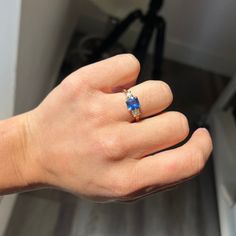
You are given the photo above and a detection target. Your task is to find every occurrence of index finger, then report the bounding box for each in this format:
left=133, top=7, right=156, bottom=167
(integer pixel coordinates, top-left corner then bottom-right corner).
left=71, top=54, right=140, bottom=93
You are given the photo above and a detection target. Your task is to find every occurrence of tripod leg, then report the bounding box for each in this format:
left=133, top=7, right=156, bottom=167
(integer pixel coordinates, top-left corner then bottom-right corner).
left=153, top=17, right=166, bottom=79
left=132, top=19, right=155, bottom=66
left=88, top=10, right=143, bottom=64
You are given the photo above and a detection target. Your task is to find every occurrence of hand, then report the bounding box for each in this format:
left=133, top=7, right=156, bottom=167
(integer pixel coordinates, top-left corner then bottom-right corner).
left=22, top=54, right=213, bottom=202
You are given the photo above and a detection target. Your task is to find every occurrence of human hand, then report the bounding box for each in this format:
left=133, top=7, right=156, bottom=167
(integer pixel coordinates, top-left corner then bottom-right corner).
left=22, top=54, right=213, bottom=202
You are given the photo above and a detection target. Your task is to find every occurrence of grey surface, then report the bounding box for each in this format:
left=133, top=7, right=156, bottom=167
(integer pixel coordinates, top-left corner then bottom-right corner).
left=4, top=59, right=227, bottom=236
left=69, top=162, right=219, bottom=236
left=4, top=194, right=60, bottom=236
left=4, top=162, right=220, bottom=236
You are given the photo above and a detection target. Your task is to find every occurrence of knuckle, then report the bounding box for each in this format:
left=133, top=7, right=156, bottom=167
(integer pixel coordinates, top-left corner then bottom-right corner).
left=98, top=133, right=127, bottom=161
left=158, top=80, right=171, bottom=92
left=125, top=53, right=141, bottom=70
left=196, top=150, right=206, bottom=173
left=61, top=72, right=89, bottom=96
left=141, top=80, right=173, bottom=107
left=208, top=137, right=213, bottom=154
left=71, top=67, right=92, bottom=88
left=172, top=112, right=190, bottom=137
left=59, top=78, right=85, bottom=102
left=203, top=129, right=213, bottom=154
left=86, top=101, right=105, bottom=120
left=158, top=81, right=173, bottom=104
left=114, top=181, right=131, bottom=198
left=112, top=175, right=137, bottom=198
left=111, top=166, right=140, bottom=198
left=190, top=148, right=206, bottom=174
left=119, top=54, right=141, bottom=73
left=59, top=78, right=77, bottom=96
left=73, top=66, right=87, bottom=78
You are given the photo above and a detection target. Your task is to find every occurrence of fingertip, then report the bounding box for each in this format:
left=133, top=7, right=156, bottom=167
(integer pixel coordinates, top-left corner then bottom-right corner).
left=195, top=127, right=210, bottom=134
left=122, top=54, right=141, bottom=72
left=193, top=128, right=212, bottom=143
left=192, top=128, right=213, bottom=157
left=192, top=128, right=210, bottom=141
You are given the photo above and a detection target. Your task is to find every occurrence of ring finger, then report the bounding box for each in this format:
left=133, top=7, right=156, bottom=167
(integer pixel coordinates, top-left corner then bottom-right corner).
left=107, top=80, right=173, bottom=122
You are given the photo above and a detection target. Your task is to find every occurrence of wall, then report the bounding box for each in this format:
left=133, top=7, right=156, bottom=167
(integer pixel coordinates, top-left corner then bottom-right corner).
left=78, top=0, right=236, bottom=77
left=15, top=0, right=78, bottom=114
left=0, top=0, right=78, bottom=235
left=163, top=0, right=236, bottom=77
left=0, top=0, right=21, bottom=119
left=0, top=1, right=21, bottom=235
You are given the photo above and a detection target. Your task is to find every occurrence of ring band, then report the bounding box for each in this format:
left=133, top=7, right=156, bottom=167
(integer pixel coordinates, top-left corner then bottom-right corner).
left=123, top=89, right=141, bottom=122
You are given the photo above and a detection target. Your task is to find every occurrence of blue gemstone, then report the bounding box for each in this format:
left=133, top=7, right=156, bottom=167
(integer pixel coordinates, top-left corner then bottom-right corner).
left=126, top=97, right=140, bottom=111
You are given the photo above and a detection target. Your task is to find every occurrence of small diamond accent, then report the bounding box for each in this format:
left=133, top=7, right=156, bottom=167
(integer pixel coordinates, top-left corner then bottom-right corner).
left=132, top=109, right=141, bottom=117
left=127, top=91, right=132, bottom=98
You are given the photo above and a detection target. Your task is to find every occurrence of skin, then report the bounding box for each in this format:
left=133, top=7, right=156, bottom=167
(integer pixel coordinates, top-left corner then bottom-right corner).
left=0, top=54, right=213, bottom=202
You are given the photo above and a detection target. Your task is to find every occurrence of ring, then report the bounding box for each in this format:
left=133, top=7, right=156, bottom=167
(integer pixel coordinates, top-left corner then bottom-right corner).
left=123, top=89, right=141, bottom=122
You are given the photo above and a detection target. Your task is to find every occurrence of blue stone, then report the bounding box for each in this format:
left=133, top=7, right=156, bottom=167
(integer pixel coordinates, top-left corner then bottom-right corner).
left=126, top=97, right=140, bottom=111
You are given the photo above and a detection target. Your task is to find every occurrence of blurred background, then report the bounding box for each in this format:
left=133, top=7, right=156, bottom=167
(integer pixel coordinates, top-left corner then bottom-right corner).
left=0, top=0, right=236, bottom=235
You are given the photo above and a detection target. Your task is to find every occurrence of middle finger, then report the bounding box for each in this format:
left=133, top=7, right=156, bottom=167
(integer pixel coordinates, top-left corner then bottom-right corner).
left=121, top=111, right=190, bottom=159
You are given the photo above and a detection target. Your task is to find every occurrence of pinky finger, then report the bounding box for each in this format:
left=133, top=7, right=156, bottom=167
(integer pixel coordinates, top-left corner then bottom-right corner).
left=134, top=128, right=213, bottom=189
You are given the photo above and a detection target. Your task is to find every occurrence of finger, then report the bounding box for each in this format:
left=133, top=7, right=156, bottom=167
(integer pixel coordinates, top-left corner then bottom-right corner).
left=70, top=54, right=140, bottom=92
left=107, top=80, right=173, bottom=121
left=133, top=128, right=213, bottom=190
left=118, top=183, right=179, bottom=202
left=122, top=111, right=189, bottom=158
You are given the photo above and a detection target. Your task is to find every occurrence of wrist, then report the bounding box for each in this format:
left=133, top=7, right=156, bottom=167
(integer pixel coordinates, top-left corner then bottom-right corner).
left=18, top=111, right=49, bottom=190
left=0, top=112, right=46, bottom=194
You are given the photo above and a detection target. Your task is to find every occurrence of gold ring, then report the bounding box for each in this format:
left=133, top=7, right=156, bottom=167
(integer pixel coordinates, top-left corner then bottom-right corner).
left=123, top=89, right=141, bottom=122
